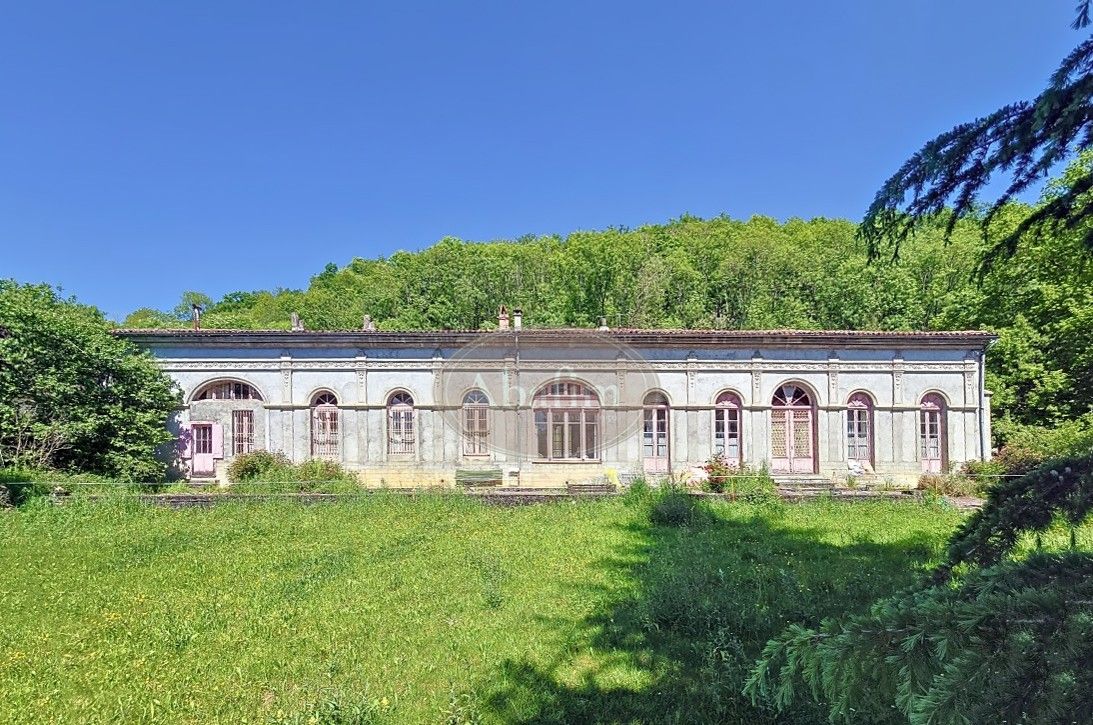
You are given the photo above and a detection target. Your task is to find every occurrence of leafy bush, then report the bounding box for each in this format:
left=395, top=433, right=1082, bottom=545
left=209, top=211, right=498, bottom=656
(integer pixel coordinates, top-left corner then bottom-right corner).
left=993, top=413, right=1093, bottom=473
left=700, top=456, right=778, bottom=502
left=226, top=450, right=358, bottom=493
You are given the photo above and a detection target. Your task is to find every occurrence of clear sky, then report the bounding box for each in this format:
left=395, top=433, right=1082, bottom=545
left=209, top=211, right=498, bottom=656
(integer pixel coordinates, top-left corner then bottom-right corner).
left=0, top=1, right=1082, bottom=321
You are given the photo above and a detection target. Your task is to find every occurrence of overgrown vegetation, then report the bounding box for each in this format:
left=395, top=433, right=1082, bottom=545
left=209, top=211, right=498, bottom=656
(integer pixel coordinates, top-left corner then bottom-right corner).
left=0, top=495, right=970, bottom=723
left=226, top=450, right=360, bottom=493
left=0, top=281, right=180, bottom=481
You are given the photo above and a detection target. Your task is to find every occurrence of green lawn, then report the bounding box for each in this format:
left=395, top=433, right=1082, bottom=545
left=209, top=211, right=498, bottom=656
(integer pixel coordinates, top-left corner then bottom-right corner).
left=1, top=494, right=966, bottom=724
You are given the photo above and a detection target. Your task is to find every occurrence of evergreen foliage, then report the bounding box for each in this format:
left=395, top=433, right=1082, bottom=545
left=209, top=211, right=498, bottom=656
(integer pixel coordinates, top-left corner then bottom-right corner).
left=861, top=35, right=1093, bottom=265
left=0, top=281, right=180, bottom=480
left=746, top=452, right=1093, bottom=722
left=745, top=552, right=1093, bottom=724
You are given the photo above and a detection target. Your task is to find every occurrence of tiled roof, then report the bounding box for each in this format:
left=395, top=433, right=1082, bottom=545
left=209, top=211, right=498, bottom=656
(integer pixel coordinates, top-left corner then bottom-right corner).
left=114, top=327, right=997, bottom=347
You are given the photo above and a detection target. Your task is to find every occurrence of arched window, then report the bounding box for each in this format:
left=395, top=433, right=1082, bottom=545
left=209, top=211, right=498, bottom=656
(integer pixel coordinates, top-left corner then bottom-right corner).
left=310, top=391, right=339, bottom=459
left=771, top=383, right=815, bottom=474
left=462, top=389, right=489, bottom=456
left=713, top=391, right=743, bottom=466
left=846, top=393, right=873, bottom=464
left=920, top=393, right=947, bottom=473
left=533, top=381, right=600, bottom=461
left=642, top=392, right=670, bottom=473
left=387, top=391, right=415, bottom=455
left=194, top=380, right=263, bottom=401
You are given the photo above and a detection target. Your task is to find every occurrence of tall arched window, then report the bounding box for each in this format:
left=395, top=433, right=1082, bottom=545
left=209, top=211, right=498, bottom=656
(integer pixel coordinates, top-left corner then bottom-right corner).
left=462, top=389, right=489, bottom=456
left=533, top=381, right=600, bottom=461
left=310, top=391, right=340, bottom=459
left=387, top=391, right=416, bottom=455
left=846, top=393, right=873, bottom=465
left=642, top=392, right=670, bottom=473
left=713, top=391, right=743, bottom=467
left=771, top=383, right=815, bottom=474
left=920, top=393, right=947, bottom=473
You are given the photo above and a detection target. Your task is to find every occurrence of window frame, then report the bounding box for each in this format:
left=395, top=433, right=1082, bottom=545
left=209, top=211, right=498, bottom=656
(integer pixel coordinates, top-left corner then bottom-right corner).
left=462, top=389, right=490, bottom=456
left=533, top=382, right=600, bottom=462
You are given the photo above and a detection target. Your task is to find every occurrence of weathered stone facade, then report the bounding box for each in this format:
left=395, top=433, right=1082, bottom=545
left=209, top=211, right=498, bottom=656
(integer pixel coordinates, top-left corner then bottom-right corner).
left=119, top=328, right=996, bottom=488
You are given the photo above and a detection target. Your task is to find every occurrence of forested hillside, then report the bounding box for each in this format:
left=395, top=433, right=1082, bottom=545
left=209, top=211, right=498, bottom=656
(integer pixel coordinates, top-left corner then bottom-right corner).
left=122, top=200, right=1093, bottom=441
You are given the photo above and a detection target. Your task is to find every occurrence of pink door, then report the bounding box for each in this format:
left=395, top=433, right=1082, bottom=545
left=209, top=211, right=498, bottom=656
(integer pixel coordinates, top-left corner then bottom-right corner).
left=771, top=385, right=815, bottom=474
left=190, top=423, right=221, bottom=477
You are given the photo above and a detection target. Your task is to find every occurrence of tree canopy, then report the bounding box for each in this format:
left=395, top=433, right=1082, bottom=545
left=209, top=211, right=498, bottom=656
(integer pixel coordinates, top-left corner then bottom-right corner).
left=0, top=281, right=180, bottom=481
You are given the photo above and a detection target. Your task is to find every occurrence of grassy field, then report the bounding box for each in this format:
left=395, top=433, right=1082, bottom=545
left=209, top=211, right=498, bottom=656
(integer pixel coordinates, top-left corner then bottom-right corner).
left=0, top=493, right=968, bottom=724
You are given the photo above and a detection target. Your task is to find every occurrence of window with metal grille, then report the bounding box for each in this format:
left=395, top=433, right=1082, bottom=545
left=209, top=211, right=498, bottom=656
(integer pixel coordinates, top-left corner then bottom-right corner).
left=462, top=389, right=489, bottom=456
left=310, top=391, right=340, bottom=459
left=232, top=410, right=254, bottom=455
left=388, top=391, right=415, bottom=455
left=533, top=382, right=599, bottom=461
left=713, top=391, right=742, bottom=464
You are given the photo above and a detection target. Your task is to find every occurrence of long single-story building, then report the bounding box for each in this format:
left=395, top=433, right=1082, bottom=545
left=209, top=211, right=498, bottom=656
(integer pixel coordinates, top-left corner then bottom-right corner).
left=118, top=317, right=995, bottom=488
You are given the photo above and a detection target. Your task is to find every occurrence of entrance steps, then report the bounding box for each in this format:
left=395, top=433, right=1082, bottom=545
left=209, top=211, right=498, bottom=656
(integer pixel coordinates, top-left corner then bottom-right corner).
left=772, top=474, right=836, bottom=498
left=566, top=481, right=618, bottom=496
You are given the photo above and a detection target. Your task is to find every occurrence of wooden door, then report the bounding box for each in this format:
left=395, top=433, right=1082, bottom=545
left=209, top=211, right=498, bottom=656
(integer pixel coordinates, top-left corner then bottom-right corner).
left=771, top=385, right=815, bottom=474
left=191, top=423, right=217, bottom=477
left=920, top=408, right=943, bottom=473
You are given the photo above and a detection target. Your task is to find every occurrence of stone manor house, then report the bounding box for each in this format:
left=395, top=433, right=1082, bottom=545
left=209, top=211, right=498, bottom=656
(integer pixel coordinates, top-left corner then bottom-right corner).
left=119, top=314, right=995, bottom=488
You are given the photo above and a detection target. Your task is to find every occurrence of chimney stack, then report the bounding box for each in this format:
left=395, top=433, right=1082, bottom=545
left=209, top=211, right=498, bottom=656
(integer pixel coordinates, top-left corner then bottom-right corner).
left=598, top=316, right=609, bottom=331
left=498, top=305, right=510, bottom=330
left=291, top=312, right=305, bottom=331
left=362, top=314, right=376, bottom=331
left=513, top=308, right=523, bottom=330
left=191, top=304, right=203, bottom=331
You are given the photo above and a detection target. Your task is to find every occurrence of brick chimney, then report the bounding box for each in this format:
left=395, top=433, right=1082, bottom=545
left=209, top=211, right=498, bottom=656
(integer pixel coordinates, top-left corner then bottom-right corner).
left=498, top=305, right=509, bottom=330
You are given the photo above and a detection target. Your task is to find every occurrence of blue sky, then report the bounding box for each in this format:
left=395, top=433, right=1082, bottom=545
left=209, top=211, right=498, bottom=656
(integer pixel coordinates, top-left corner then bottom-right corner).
left=0, top=2, right=1081, bottom=320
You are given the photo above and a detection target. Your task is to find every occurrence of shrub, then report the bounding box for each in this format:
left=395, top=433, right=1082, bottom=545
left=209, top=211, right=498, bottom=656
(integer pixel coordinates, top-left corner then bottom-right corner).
left=226, top=450, right=358, bottom=493
left=226, top=450, right=291, bottom=482
left=700, top=456, right=777, bottom=502
left=917, top=473, right=981, bottom=497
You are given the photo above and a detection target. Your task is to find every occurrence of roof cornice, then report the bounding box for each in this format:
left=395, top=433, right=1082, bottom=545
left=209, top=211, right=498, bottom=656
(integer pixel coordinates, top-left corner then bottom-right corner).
left=114, top=328, right=998, bottom=350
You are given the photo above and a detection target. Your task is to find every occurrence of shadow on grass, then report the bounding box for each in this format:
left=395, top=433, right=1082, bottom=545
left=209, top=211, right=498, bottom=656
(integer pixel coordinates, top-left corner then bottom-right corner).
left=480, top=501, right=944, bottom=724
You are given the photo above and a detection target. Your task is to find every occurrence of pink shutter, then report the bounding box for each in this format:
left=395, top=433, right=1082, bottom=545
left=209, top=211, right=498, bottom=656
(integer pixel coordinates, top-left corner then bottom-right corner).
left=178, top=424, right=193, bottom=459
left=210, top=423, right=224, bottom=458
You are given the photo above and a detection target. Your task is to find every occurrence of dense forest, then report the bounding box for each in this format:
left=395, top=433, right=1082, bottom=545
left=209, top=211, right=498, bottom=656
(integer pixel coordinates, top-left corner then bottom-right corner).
left=123, top=184, right=1093, bottom=446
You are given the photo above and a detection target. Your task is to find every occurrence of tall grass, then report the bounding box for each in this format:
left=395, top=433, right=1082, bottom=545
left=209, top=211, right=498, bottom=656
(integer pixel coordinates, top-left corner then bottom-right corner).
left=0, top=494, right=980, bottom=723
